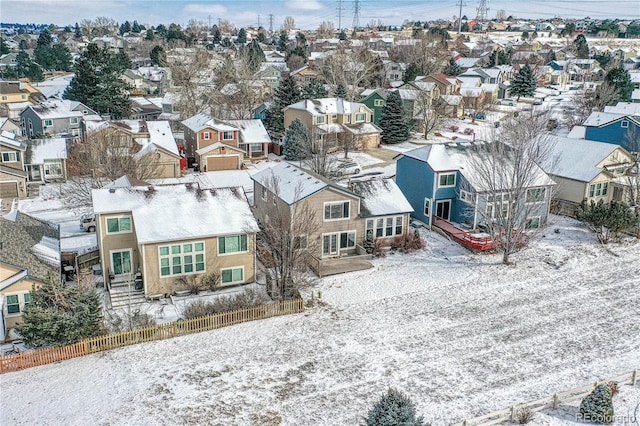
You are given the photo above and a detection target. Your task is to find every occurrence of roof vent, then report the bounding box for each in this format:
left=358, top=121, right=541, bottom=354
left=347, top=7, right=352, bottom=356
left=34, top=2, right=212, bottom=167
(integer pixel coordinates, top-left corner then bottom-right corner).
left=109, top=188, right=116, bottom=193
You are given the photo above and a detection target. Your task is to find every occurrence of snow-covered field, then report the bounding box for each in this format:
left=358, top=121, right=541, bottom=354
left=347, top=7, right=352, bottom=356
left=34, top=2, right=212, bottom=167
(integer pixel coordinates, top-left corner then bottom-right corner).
left=1, top=215, right=639, bottom=426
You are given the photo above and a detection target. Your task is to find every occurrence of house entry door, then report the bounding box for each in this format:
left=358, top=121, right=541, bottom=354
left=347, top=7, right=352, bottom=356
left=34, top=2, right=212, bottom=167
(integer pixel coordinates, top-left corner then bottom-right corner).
left=436, top=200, right=451, bottom=220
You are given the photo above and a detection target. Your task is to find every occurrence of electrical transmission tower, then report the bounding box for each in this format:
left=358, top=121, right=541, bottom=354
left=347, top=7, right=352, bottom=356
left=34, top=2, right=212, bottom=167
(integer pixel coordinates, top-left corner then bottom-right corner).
left=337, top=0, right=343, bottom=30
left=268, top=14, right=274, bottom=34
left=476, top=0, right=489, bottom=23
left=352, top=0, right=361, bottom=30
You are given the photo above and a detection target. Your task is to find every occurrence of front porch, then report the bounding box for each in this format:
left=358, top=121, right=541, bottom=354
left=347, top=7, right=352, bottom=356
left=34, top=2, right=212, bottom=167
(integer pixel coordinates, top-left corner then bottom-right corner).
left=432, top=217, right=495, bottom=252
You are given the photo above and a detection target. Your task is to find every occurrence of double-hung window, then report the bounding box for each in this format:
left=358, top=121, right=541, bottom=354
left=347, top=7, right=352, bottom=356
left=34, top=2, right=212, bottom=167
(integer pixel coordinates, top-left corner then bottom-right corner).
left=6, top=295, right=20, bottom=314
left=44, top=119, right=53, bottom=127
left=222, top=131, right=234, bottom=140
left=355, top=113, right=366, bottom=122
left=159, top=242, right=205, bottom=277
left=1, top=152, right=19, bottom=162
left=589, top=182, right=608, bottom=197
left=221, top=267, right=244, bottom=284
left=316, top=116, right=325, bottom=124
left=324, top=201, right=350, bottom=220
left=526, top=188, right=546, bottom=203
left=106, top=216, right=132, bottom=234
left=218, top=234, right=248, bottom=255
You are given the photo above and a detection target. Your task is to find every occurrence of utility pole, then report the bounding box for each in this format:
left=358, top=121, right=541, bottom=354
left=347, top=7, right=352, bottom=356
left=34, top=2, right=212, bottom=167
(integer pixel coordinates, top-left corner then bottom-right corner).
left=208, top=15, right=212, bottom=29
left=337, top=0, right=343, bottom=30
left=457, top=0, right=464, bottom=33
left=352, top=0, right=361, bottom=30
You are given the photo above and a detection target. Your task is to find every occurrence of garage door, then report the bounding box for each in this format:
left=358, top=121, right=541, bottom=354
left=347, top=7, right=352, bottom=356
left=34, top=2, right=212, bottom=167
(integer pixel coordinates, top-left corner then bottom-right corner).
left=207, top=155, right=240, bottom=171
left=0, top=182, right=18, bottom=198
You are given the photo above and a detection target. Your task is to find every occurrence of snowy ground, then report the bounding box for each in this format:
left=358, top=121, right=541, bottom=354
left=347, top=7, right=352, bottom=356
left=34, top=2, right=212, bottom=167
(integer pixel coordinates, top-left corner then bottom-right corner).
left=1, top=215, right=639, bottom=426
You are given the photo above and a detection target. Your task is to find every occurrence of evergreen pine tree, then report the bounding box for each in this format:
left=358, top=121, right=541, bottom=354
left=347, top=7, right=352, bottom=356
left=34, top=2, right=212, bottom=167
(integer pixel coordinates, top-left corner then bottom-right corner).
left=264, top=74, right=302, bottom=136
left=0, top=36, right=9, bottom=55
left=64, top=43, right=132, bottom=119
left=74, top=22, right=82, bottom=39
left=211, top=25, right=221, bottom=44
left=283, top=119, right=308, bottom=160
left=237, top=28, right=247, bottom=44
left=339, top=30, right=347, bottom=40
left=364, top=388, right=425, bottom=426
left=17, top=278, right=102, bottom=347
left=403, top=62, right=420, bottom=83
left=37, top=28, right=53, bottom=47
left=605, top=67, right=633, bottom=101
left=246, top=39, right=266, bottom=72
left=579, top=384, right=614, bottom=424
left=443, top=58, right=461, bottom=76
left=334, top=83, right=348, bottom=99
left=509, top=64, right=536, bottom=100
left=301, top=79, right=328, bottom=100
left=278, top=31, right=288, bottom=52
left=379, top=91, right=409, bottom=144
left=119, top=21, right=132, bottom=35
left=574, top=34, right=590, bottom=59
left=145, top=29, right=155, bottom=41
left=131, top=21, right=142, bottom=33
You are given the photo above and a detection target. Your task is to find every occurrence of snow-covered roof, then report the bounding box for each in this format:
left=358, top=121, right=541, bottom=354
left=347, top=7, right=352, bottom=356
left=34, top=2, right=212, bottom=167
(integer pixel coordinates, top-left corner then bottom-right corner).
left=251, top=162, right=359, bottom=205
left=28, top=137, right=67, bottom=163
left=583, top=111, right=628, bottom=127
left=285, top=98, right=367, bottom=115
left=196, top=142, right=244, bottom=156
left=536, top=135, right=624, bottom=183
left=181, top=113, right=211, bottom=132
left=224, top=120, right=271, bottom=144
left=343, top=122, right=381, bottom=135
left=27, top=100, right=84, bottom=119
left=603, top=102, right=640, bottom=115
left=32, top=236, right=60, bottom=265
left=142, top=121, right=179, bottom=156
left=0, top=130, right=23, bottom=150
left=92, top=185, right=258, bottom=244
left=350, top=179, right=413, bottom=217
left=401, top=142, right=554, bottom=191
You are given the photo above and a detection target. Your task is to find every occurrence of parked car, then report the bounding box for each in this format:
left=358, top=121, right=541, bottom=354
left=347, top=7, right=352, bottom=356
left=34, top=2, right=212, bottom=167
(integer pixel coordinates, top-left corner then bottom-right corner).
left=547, top=119, right=559, bottom=130
left=498, top=98, right=515, bottom=106
left=80, top=214, right=96, bottom=232
left=469, top=112, right=486, bottom=119
left=334, top=161, right=361, bottom=176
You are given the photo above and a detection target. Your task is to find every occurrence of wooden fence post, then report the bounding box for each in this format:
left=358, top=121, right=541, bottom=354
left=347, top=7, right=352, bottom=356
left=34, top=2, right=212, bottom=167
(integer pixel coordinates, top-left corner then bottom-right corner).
left=633, top=370, right=638, bottom=387
left=510, top=405, right=516, bottom=421
left=553, top=394, right=559, bottom=409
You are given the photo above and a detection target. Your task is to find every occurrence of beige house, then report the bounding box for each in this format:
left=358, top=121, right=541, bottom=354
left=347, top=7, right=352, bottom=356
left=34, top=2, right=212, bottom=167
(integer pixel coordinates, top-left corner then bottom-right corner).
left=537, top=136, right=635, bottom=216
left=251, top=164, right=413, bottom=276
left=0, top=212, right=60, bottom=340
left=92, top=183, right=258, bottom=298
left=182, top=114, right=271, bottom=171
left=284, top=98, right=381, bottom=151
left=0, top=131, right=28, bottom=210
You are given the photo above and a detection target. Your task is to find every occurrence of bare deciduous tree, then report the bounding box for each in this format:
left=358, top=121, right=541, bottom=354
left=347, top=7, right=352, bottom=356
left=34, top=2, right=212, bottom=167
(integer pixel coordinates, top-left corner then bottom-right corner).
left=63, top=126, right=162, bottom=210
left=414, top=95, right=451, bottom=139
left=336, top=128, right=365, bottom=160
left=302, top=127, right=339, bottom=178
left=391, top=34, right=449, bottom=78
left=566, top=83, right=618, bottom=127
left=317, top=21, right=335, bottom=38
left=255, top=174, right=319, bottom=300
left=467, top=112, right=557, bottom=264
left=168, top=48, right=212, bottom=120
left=282, top=16, right=296, bottom=32
left=321, top=47, right=384, bottom=99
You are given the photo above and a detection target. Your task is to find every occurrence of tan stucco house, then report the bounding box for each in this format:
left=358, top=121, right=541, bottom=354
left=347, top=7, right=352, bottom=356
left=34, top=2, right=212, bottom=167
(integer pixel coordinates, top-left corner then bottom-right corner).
left=0, top=131, right=28, bottom=210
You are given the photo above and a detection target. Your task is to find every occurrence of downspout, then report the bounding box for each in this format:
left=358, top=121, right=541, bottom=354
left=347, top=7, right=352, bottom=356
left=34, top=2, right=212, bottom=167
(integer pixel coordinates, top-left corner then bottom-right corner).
left=141, top=244, right=148, bottom=296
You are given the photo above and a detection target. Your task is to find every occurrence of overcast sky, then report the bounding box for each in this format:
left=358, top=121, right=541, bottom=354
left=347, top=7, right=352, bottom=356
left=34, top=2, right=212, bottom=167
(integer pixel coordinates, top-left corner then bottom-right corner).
left=1, top=0, right=638, bottom=30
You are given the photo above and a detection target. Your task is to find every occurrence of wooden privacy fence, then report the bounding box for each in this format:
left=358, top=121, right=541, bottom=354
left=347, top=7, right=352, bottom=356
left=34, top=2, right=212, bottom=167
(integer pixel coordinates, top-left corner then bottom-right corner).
left=0, top=298, right=304, bottom=374
left=453, top=370, right=640, bottom=426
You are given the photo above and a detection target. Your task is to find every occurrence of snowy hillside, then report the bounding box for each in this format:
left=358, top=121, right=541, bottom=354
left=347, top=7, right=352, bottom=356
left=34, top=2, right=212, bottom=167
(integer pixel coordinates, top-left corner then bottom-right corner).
left=1, top=215, right=639, bottom=425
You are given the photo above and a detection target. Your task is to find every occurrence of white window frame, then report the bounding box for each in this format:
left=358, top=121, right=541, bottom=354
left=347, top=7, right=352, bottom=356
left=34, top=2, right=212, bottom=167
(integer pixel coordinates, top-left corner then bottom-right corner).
left=69, top=117, right=79, bottom=125
left=322, top=230, right=356, bottom=256
left=218, top=234, right=248, bottom=255
left=316, top=115, right=325, bottom=124
left=5, top=294, right=21, bottom=315
left=525, top=216, right=541, bottom=229
left=105, top=216, right=132, bottom=234
left=374, top=99, right=384, bottom=106
left=424, top=198, right=431, bottom=216
left=621, top=120, right=629, bottom=128
left=1, top=151, right=19, bottom=163
left=460, top=190, right=474, bottom=204
left=222, top=131, right=234, bottom=140
left=221, top=266, right=245, bottom=285
left=43, top=119, right=53, bottom=127
left=110, top=249, right=133, bottom=276
left=355, top=113, right=366, bottom=122
left=525, top=188, right=547, bottom=204
left=203, top=131, right=210, bottom=140
left=323, top=201, right=350, bottom=221
left=589, top=182, right=608, bottom=198
left=159, top=242, right=205, bottom=277
left=438, top=172, right=456, bottom=188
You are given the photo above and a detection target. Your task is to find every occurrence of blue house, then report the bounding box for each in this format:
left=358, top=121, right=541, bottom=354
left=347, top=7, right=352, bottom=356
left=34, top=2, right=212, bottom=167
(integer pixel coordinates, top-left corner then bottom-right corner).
left=396, top=142, right=555, bottom=231
left=583, top=112, right=640, bottom=152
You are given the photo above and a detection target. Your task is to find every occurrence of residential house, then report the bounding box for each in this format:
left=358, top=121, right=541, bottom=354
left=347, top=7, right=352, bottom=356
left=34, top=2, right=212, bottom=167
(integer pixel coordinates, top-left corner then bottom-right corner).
left=290, top=66, right=323, bottom=86
left=360, top=88, right=387, bottom=125
left=0, top=211, right=60, bottom=341
left=92, top=183, right=259, bottom=297
left=396, top=142, right=555, bottom=231
left=20, top=100, right=98, bottom=139
left=134, top=121, right=183, bottom=178
left=0, top=118, right=20, bottom=137
left=0, top=53, right=18, bottom=70
left=256, top=63, right=288, bottom=91
left=348, top=179, right=414, bottom=244
left=396, top=82, right=442, bottom=122
left=251, top=163, right=373, bottom=277
left=128, top=97, right=163, bottom=121
left=283, top=98, right=381, bottom=151
left=582, top=112, right=640, bottom=152
left=24, top=137, right=68, bottom=183
left=536, top=135, right=635, bottom=216
left=182, top=114, right=271, bottom=171
left=383, top=60, right=406, bottom=83
left=0, top=81, right=44, bottom=105
left=0, top=131, right=28, bottom=208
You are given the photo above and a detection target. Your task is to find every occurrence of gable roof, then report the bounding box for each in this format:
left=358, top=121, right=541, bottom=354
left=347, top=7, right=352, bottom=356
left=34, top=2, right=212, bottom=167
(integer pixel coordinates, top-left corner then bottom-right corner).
left=536, top=135, right=628, bottom=182
left=251, top=162, right=360, bottom=205
left=285, top=98, right=368, bottom=115
left=0, top=211, right=60, bottom=284
left=350, top=179, right=413, bottom=217
left=181, top=113, right=213, bottom=132
left=583, top=111, right=638, bottom=127
left=222, top=119, right=271, bottom=144
left=139, top=120, right=179, bottom=156
left=0, top=130, right=23, bottom=151
left=92, top=185, right=258, bottom=244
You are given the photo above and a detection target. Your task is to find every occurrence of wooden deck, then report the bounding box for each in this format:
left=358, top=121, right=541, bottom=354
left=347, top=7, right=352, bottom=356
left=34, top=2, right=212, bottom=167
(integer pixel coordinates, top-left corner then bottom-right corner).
left=433, top=217, right=496, bottom=252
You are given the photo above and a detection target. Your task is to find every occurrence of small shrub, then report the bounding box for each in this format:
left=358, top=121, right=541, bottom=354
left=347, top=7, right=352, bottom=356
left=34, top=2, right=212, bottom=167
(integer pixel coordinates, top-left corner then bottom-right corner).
left=606, top=381, right=619, bottom=396
left=364, top=387, right=425, bottom=426
left=363, top=236, right=375, bottom=254
left=200, top=270, right=221, bottom=292
left=175, top=275, right=203, bottom=295
left=372, top=238, right=386, bottom=258
left=181, top=288, right=270, bottom=320
left=515, top=407, right=534, bottom=424
left=390, top=230, right=425, bottom=254
left=579, top=384, right=614, bottom=424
